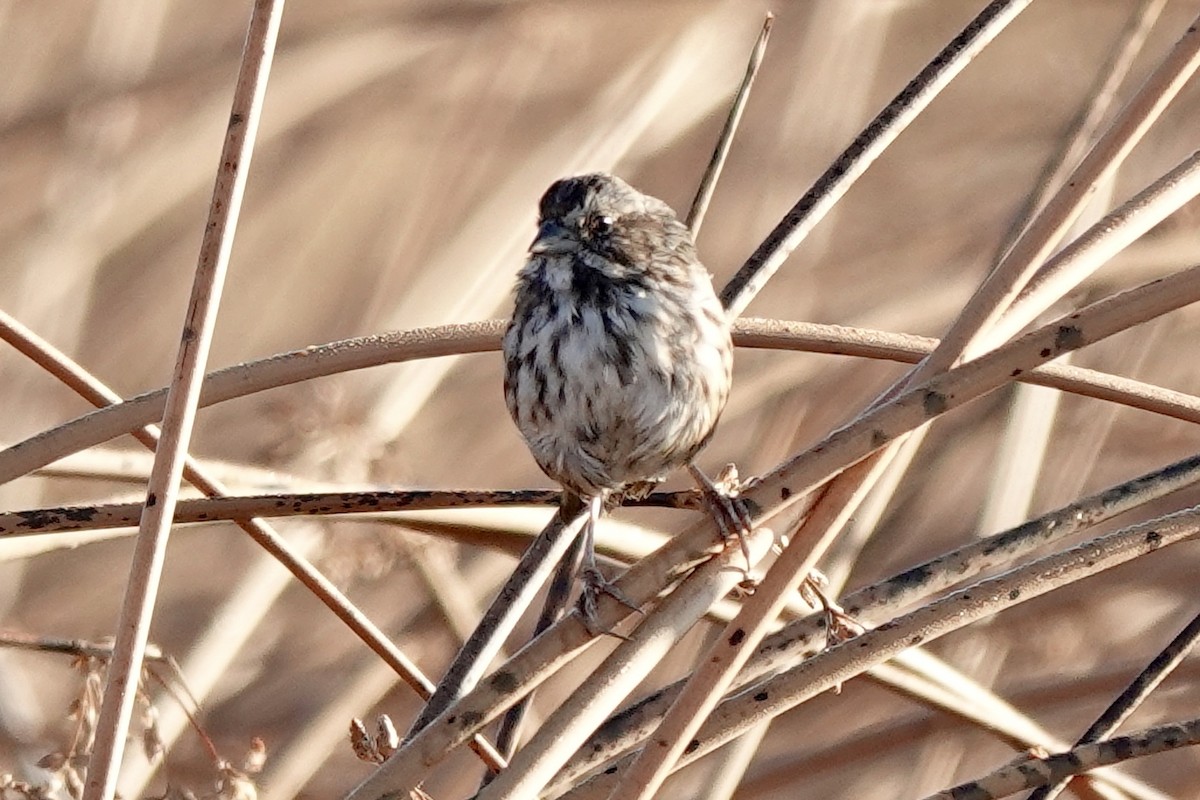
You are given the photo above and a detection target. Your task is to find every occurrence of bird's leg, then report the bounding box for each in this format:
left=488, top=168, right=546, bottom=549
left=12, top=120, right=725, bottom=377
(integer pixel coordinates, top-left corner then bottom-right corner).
left=800, top=569, right=865, bottom=646
left=688, top=463, right=755, bottom=577
left=578, top=493, right=642, bottom=634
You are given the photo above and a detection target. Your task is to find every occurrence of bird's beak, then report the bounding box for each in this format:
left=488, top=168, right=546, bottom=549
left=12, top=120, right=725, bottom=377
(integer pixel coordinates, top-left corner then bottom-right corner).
left=529, top=219, right=574, bottom=255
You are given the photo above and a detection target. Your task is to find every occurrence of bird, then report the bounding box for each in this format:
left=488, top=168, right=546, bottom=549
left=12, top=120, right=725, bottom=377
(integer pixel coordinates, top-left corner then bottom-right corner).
left=502, top=172, right=739, bottom=626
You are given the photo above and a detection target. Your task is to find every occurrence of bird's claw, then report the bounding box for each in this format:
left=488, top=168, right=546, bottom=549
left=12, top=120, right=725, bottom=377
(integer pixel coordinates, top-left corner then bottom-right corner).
left=690, top=464, right=756, bottom=575
left=800, top=571, right=865, bottom=646
left=578, top=566, right=642, bottom=638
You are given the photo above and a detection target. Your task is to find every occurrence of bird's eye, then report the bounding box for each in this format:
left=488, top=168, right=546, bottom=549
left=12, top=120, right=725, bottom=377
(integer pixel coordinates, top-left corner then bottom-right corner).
left=588, top=215, right=614, bottom=236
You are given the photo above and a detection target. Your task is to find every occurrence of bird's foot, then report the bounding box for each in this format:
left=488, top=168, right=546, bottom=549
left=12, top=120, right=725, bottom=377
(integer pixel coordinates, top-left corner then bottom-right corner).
left=578, top=565, right=643, bottom=638
left=800, top=569, right=865, bottom=646
left=690, top=463, right=757, bottom=579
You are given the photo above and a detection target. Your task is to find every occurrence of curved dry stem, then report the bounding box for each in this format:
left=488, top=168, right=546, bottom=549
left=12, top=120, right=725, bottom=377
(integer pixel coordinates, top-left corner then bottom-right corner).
left=0, top=322, right=499, bottom=485
left=747, top=263, right=1200, bottom=529
left=0, top=306, right=507, bottom=780
left=6, top=317, right=1200, bottom=489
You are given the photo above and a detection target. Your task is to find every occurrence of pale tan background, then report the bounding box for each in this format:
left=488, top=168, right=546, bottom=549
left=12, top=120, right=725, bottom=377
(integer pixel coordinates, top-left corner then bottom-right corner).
left=3, top=1, right=1200, bottom=798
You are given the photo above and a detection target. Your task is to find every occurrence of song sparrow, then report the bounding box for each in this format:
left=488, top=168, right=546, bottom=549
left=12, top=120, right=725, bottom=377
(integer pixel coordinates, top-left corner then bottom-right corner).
left=502, top=172, right=737, bottom=623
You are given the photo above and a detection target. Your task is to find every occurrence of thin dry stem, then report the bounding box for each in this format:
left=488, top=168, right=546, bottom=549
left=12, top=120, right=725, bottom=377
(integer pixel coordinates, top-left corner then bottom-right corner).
left=929, top=8, right=1200, bottom=370
left=368, top=526, right=776, bottom=800
left=993, top=146, right=1200, bottom=345
left=924, top=717, right=1200, bottom=800
left=84, top=4, right=286, bottom=798
left=1028, top=609, right=1200, bottom=800
left=686, top=12, right=773, bottom=236
left=553, top=448, right=1200, bottom=792
left=610, top=451, right=900, bottom=799
left=747, top=263, right=1200, bottom=532
left=404, top=503, right=588, bottom=737
left=993, top=0, right=1167, bottom=260
left=720, top=0, right=1034, bottom=316
left=0, top=322, right=500, bottom=483
left=0, top=302, right=506, bottom=776
left=637, top=505, right=1200, bottom=784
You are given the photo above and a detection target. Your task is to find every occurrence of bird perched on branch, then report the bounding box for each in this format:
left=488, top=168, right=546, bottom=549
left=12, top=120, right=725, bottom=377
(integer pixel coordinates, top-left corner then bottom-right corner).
left=502, top=172, right=743, bottom=626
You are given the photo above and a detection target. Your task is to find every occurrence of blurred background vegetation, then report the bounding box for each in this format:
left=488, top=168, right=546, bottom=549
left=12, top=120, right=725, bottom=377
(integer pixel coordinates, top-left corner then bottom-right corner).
left=3, top=1, right=1200, bottom=798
